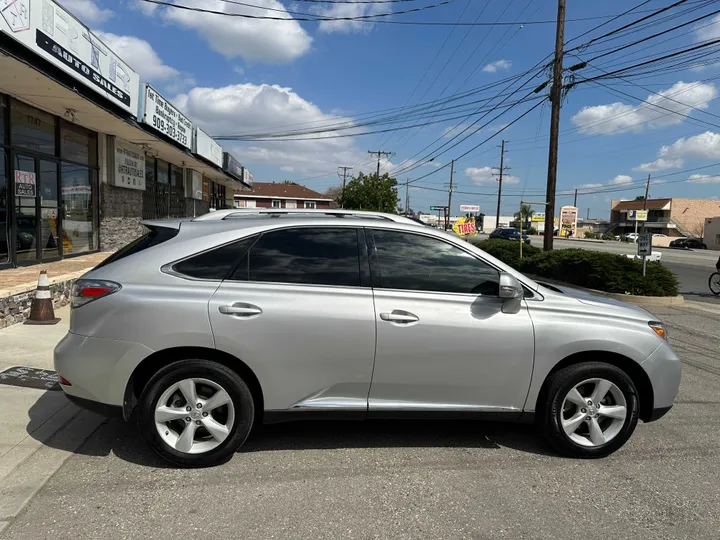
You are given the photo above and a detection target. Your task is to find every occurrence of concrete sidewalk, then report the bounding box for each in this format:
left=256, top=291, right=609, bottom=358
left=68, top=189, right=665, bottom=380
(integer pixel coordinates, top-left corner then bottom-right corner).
left=0, top=307, right=104, bottom=534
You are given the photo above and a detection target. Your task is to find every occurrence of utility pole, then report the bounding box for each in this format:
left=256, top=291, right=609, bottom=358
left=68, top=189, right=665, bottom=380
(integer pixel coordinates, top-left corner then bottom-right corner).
left=337, top=166, right=352, bottom=209
left=405, top=179, right=410, bottom=214
left=573, top=188, right=578, bottom=208
left=543, top=0, right=566, bottom=251
left=446, top=160, right=455, bottom=230
left=493, top=140, right=510, bottom=230
left=368, top=150, right=392, bottom=178
left=641, top=173, right=651, bottom=234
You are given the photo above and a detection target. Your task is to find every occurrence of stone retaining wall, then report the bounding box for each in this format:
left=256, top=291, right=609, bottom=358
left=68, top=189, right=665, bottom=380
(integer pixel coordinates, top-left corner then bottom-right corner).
left=0, top=279, right=75, bottom=329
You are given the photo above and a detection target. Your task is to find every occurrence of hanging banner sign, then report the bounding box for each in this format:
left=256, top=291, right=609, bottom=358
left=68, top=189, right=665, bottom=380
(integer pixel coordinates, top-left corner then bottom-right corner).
left=14, top=170, right=36, bottom=197
left=453, top=217, right=477, bottom=237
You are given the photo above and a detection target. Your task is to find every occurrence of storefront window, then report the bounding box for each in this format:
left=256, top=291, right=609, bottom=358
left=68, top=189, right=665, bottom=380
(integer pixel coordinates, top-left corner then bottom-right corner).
left=0, top=149, right=8, bottom=264
left=157, top=159, right=169, bottom=184
left=11, top=100, right=56, bottom=155
left=0, top=96, right=6, bottom=144
left=145, top=156, right=156, bottom=184
left=60, top=121, right=97, bottom=167
left=171, top=164, right=184, bottom=190
left=61, top=163, right=96, bottom=254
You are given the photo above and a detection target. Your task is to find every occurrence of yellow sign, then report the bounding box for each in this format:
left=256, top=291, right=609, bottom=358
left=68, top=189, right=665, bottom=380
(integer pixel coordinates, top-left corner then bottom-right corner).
left=452, top=217, right=477, bottom=237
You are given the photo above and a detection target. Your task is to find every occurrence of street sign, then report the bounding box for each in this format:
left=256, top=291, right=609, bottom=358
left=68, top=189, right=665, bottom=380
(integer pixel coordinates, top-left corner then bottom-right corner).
left=637, top=234, right=652, bottom=256
left=460, top=204, right=480, bottom=212
left=430, top=205, right=447, bottom=211
left=629, top=210, right=648, bottom=221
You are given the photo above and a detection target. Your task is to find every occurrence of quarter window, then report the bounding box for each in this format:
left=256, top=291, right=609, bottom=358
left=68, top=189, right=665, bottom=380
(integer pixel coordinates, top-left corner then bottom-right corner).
left=173, top=236, right=256, bottom=280
left=231, top=228, right=361, bottom=287
left=371, top=230, right=500, bottom=295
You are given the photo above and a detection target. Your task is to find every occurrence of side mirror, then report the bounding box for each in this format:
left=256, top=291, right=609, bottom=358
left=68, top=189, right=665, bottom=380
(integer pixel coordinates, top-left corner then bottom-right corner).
left=499, top=272, right=523, bottom=300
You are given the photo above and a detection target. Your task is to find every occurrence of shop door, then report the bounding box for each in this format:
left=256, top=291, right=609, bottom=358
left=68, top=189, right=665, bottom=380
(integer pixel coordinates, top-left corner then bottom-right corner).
left=12, top=154, right=61, bottom=265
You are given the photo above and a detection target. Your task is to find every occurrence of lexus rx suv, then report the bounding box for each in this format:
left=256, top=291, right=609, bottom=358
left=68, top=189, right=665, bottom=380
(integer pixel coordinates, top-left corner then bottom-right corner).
left=55, top=209, right=680, bottom=467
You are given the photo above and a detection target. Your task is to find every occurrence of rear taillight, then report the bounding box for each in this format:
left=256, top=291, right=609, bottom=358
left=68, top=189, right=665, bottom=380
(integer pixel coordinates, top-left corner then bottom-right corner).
left=71, top=279, right=121, bottom=308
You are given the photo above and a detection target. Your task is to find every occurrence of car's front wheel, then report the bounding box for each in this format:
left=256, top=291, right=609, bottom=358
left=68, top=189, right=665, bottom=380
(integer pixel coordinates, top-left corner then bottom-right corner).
left=540, top=362, right=639, bottom=458
left=138, top=359, right=255, bottom=467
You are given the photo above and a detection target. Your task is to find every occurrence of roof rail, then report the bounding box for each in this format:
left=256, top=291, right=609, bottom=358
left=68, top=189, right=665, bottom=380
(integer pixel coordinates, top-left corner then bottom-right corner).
left=191, top=208, right=418, bottom=224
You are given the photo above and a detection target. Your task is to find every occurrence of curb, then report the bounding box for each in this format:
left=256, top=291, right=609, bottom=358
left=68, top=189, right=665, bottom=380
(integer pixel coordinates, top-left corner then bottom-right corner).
left=0, top=400, right=104, bottom=535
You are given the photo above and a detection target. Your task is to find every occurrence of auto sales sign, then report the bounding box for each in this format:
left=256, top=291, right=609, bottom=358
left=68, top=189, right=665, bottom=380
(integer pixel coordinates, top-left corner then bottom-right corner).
left=1, top=0, right=140, bottom=115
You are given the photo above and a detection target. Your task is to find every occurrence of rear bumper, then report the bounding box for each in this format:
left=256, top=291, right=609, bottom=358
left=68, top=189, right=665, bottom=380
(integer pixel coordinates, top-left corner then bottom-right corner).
left=54, top=331, right=153, bottom=409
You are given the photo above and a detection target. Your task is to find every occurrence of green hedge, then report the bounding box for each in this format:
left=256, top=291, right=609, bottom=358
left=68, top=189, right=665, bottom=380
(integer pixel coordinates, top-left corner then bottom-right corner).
left=470, top=239, right=679, bottom=297
left=469, top=238, right=540, bottom=269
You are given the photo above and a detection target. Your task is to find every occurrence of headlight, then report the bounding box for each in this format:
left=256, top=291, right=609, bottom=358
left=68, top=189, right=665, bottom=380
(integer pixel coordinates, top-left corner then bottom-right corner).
left=649, top=321, right=667, bottom=340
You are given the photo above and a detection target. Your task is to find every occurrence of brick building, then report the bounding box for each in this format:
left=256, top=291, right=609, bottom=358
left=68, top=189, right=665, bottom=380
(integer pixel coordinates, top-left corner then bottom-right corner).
left=234, top=182, right=333, bottom=209
left=610, top=198, right=720, bottom=239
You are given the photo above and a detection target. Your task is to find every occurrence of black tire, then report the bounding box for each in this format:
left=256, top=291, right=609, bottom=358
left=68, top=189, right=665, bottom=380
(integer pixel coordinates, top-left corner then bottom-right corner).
left=709, top=273, right=720, bottom=296
left=539, top=362, right=639, bottom=458
left=137, top=359, right=255, bottom=468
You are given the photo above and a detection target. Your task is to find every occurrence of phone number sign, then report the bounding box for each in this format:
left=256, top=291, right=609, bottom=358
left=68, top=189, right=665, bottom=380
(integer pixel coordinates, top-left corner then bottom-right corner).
left=142, top=84, right=193, bottom=149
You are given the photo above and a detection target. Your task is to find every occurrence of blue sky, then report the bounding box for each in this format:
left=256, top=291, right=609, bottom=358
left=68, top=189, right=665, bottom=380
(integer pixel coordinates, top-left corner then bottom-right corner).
left=62, top=0, right=720, bottom=218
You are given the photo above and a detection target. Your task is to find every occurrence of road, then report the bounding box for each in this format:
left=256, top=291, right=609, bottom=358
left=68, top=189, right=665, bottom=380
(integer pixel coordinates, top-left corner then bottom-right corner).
left=4, top=304, right=720, bottom=540
left=525, top=237, right=720, bottom=304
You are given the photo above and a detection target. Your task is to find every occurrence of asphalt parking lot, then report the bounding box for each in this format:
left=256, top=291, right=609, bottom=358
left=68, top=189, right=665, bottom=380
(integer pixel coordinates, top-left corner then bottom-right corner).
left=4, top=303, right=720, bottom=540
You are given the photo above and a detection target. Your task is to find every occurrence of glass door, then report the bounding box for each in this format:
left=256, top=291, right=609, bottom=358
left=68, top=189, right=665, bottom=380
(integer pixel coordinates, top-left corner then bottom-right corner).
left=0, top=149, right=9, bottom=267
left=13, top=153, right=39, bottom=264
left=12, top=154, right=61, bottom=264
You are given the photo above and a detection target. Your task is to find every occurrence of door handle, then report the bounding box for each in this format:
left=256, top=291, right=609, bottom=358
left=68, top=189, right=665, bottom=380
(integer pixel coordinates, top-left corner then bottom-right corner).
left=380, top=311, right=419, bottom=324
left=219, top=304, right=262, bottom=317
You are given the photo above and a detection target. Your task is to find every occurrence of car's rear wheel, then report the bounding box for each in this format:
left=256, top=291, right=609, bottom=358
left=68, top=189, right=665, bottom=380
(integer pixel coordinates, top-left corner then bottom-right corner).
left=540, top=362, right=639, bottom=458
left=138, top=359, right=254, bottom=467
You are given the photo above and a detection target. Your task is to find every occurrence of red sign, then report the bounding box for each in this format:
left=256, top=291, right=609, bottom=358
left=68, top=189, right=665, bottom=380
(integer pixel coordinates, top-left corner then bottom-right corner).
left=456, top=221, right=476, bottom=235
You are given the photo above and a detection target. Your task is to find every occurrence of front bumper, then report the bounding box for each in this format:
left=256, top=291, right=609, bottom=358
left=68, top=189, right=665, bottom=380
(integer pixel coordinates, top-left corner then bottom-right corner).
left=54, top=332, right=153, bottom=414
left=641, top=340, right=682, bottom=420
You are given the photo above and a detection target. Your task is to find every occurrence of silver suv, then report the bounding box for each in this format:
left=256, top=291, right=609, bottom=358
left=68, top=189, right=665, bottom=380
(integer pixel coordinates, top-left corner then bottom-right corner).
left=55, top=209, right=680, bottom=467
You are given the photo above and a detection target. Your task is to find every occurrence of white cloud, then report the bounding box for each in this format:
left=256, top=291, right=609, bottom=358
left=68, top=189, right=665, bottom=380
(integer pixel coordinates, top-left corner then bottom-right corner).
left=58, top=0, right=113, bottom=22
left=578, top=183, right=603, bottom=189
left=660, top=131, right=720, bottom=159
left=130, top=0, right=157, bottom=15
left=609, top=175, right=633, bottom=185
left=95, top=32, right=179, bottom=81
left=482, top=60, right=512, bottom=73
left=695, top=14, right=720, bottom=42
left=632, top=158, right=684, bottom=172
left=464, top=166, right=519, bottom=184
left=688, top=174, right=720, bottom=184
left=154, top=0, right=312, bottom=64
left=571, top=81, right=718, bottom=135
left=312, top=2, right=391, bottom=34
left=234, top=66, right=245, bottom=76
left=174, top=83, right=364, bottom=175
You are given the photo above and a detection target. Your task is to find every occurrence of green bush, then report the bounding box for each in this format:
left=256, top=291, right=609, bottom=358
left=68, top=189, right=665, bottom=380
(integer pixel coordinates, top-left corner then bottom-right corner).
left=526, top=227, right=538, bottom=235
left=584, top=231, right=600, bottom=239
left=470, top=238, right=540, bottom=269
left=518, top=249, right=679, bottom=297
left=601, top=232, right=615, bottom=241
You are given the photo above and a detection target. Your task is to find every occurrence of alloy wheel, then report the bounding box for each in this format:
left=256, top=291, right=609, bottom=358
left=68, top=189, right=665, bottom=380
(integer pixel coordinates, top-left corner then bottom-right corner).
left=154, top=378, right=235, bottom=454
left=560, top=378, right=627, bottom=447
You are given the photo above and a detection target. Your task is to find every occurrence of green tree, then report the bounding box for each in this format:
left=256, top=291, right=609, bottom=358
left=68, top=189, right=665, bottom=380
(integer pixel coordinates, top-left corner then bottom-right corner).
left=340, top=172, right=399, bottom=213
left=514, top=204, right=534, bottom=230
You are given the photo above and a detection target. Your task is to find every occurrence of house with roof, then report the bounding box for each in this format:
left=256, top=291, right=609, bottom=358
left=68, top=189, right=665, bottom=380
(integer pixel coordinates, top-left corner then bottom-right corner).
left=234, top=182, right=334, bottom=210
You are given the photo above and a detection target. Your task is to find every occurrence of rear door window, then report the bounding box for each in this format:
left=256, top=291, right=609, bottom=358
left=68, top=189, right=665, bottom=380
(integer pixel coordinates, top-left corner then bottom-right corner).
left=229, top=227, right=362, bottom=287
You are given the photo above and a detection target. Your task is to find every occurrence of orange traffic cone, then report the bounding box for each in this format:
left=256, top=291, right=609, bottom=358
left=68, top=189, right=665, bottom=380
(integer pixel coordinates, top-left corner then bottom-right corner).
left=24, top=270, right=61, bottom=325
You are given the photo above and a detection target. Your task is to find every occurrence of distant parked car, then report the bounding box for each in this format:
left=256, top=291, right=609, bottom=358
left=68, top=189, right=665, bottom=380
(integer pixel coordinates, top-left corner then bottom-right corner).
left=625, top=233, right=639, bottom=243
left=669, top=237, right=707, bottom=249
left=652, top=234, right=667, bottom=238
left=489, top=227, right=531, bottom=245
